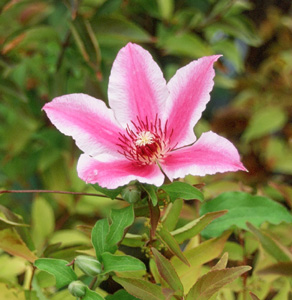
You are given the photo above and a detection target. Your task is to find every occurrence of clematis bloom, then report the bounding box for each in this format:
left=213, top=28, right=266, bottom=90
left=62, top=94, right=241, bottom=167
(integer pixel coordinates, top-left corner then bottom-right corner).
left=43, top=43, right=246, bottom=189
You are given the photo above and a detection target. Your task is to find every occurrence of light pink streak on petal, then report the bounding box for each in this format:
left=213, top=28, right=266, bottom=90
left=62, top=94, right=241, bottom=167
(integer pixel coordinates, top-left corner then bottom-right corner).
left=108, top=43, right=168, bottom=127
left=77, top=154, right=165, bottom=189
left=43, top=93, right=123, bottom=158
left=161, top=131, right=247, bottom=180
left=165, top=55, right=222, bottom=148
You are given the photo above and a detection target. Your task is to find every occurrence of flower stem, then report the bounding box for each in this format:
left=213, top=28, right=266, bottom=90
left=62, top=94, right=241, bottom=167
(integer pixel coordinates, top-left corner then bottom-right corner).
left=0, top=189, right=123, bottom=200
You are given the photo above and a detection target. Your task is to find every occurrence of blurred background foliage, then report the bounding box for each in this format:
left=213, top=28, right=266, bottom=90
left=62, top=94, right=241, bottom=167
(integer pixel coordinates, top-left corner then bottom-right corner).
left=0, top=0, right=292, bottom=299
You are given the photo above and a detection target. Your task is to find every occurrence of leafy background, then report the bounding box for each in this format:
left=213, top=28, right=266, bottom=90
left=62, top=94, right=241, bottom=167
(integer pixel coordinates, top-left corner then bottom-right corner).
left=0, top=0, right=292, bottom=299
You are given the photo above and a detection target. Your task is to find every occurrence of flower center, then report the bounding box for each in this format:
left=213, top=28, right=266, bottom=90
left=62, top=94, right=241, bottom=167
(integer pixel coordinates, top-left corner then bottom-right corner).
left=117, top=115, right=174, bottom=165
left=135, top=131, right=155, bottom=146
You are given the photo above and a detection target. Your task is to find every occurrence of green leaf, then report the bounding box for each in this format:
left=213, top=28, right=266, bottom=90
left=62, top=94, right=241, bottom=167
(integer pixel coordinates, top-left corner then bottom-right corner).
left=149, top=201, right=160, bottom=239
left=151, top=248, right=184, bottom=296
left=257, top=262, right=292, bottom=276
left=206, top=15, right=261, bottom=47
left=142, top=184, right=158, bottom=206
left=50, top=289, right=75, bottom=300
left=246, top=223, right=292, bottom=262
left=0, top=282, right=26, bottom=300
left=34, top=258, right=77, bottom=289
left=171, top=232, right=230, bottom=292
left=83, top=287, right=105, bottom=300
left=101, top=252, right=146, bottom=274
left=91, top=184, right=123, bottom=200
left=71, top=16, right=101, bottom=72
left=91, top=219, right=114, bottom=260
left=32, top=197, right=55, bottom=253
left=213, top=40, right=244, bottom=72
left=113, top=277, right=164, bottom=300
left=3, top=26, right=59, bottom=54
left=107, top=205, right=135, bottom=247
left=122, top=233, right=145, bottom=248
left=0, top=216, right=29, bottom=229
left=91, top=205, right=135, bottom=259
left=162, top=199, right=183, bottom=231
left=265, top=138, right=292, bottom=175
left=172, top=211, right=227, bottom=243
left=157, top=0, right=174, bottom=20
left=24, top=290, right=39, bottom=300
left=31, top=274, right=51, bottom=300
left=157, top=227, right=189, bottom=266
left=0, top=228, right=37, bottom=263
left=200, top=192, right=292, bottom=238
left=0, top=205, right=29, bottom=229
left=243, top=107, right=288, bottom=141
left=223, top=241, right=244, bottom=261
left=91, top=15, right=152, bottom=43
left=159, top=31, right=212, bottom=58
left=106, top=289, right=140, bottom=300
left=212, top=253, right=228, bottom=271
left=0, top=205, right=34, bottom=251
left=160, top=182, right=204, bottom=202
left=186, top=266, right=251, bottom=300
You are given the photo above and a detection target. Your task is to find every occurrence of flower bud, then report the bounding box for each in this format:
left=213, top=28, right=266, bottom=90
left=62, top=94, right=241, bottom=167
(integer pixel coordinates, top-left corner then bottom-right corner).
left=121, top=184, right=141, bottom=203
left=68, top=280, right=86, bottom=297
left=75, top=255, right=102, bottom=277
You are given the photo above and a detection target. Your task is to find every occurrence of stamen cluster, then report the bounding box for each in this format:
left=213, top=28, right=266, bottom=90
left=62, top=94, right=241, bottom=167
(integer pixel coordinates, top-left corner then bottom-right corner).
left=118, top=115, right=174, bottom=165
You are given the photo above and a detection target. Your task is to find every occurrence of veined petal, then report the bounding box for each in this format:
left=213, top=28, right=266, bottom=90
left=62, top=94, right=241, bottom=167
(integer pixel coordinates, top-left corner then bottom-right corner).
left=77, top=154, right=165, bottom=189
left=108, top=43, right=168, bottom=127
left=165, top=55, right=221, bottom=148
left=43, top=93, right=123, bottom=157
left=161, top=131, right=246, bottom=180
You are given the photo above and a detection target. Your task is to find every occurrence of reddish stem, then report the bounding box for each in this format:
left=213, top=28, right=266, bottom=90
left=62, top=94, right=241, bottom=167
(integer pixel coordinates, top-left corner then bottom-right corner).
left=0, top=189, right=123, bottom=200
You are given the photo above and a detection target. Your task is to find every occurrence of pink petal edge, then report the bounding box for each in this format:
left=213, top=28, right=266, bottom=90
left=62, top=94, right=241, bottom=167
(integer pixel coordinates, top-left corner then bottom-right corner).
left=77, top=154, right=165, bottom=189
left=43, top=93, right=123, bottom=158
left=165, top=55, right=222, bottom=148
left=108, top=43, right=169, bottom=127
left=161, top=131, right=247, bottom=180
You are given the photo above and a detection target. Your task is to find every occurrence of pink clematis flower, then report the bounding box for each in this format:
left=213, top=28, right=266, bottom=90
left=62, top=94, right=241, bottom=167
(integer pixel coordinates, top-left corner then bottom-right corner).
left=43, top=43, right=246, bottom=189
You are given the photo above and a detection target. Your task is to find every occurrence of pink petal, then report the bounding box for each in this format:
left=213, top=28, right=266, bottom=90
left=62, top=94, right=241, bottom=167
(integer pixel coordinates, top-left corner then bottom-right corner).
left=43, top=93, right=123, bottom=158
left=161, top=131, right=247, bottom=180
left=77, top=154, right=165, bottom=189
left=165, top=55, right=221, bottom=148
left=108, top=43, right=168, bottom=127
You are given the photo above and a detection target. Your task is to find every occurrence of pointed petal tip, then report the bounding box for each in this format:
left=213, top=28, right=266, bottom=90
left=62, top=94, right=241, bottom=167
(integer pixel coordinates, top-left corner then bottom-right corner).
left=108, top=41, right=168, bottom=126
left=238, top=164, right=248, bottom=172
left=201, top=54, right=222, bottom=63
left=121, top=42, right=142, bottom=53
left=161, top=131, right=247, bottom=179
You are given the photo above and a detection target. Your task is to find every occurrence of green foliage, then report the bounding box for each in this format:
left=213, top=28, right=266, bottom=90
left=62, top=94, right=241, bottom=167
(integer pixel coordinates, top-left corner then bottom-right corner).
left=1, top=0, right=292, bottom=299
left=160, top=181, right=204, bottom=202
left=113, top=277, right=165, bottom=300
left=200, top=192, right=292, bottom=238
left=34, top=258, right=77, bottom=288
left=101, top=252, right=146, bottom=274
left=106, top=289, right=139, bottom=300
left=92, top=205, right=134, bottom=260
left=186, top=266, right=251, bottom=300
left=171, top=211, right=227, bottom=243
left=247, top=223, right=292, bottom=262
left=83, top=287, right=106, bottom=300
left=157, top=226, right=189, bottom=266
left=141, top=184, right=158, bottom=206
left=92, top=184, right=123, bottom=200
left=152, top=248, right=184, bottom=296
